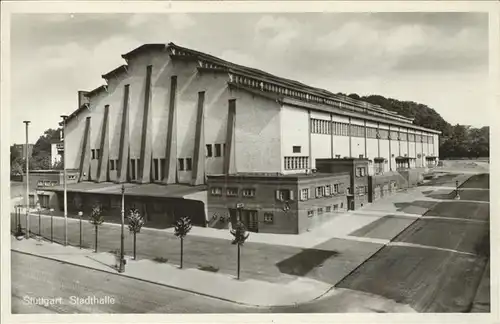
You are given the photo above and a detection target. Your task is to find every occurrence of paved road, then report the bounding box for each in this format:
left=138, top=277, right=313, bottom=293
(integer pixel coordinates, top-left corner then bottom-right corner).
left=11, top=251, right=262, bottom=314
left=336, top=173, right=490, bottom=312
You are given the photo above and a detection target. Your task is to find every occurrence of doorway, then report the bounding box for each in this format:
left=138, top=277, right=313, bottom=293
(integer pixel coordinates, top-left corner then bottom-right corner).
left=347, top=197, right=355, bottom=211
left=241, top=209, right=259, bottom=233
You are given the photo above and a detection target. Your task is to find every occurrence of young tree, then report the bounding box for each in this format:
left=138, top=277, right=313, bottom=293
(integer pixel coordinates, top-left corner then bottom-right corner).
left=127, top=208, right=145, bottom=260
left=174, top=216, right=192, bottom=269
left=89, top=204, right=104, bottom=252
left=230, top=221, right=250, bottom=280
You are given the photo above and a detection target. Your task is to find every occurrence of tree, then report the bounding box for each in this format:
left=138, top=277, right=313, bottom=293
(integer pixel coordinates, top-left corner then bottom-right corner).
left=89, top=204, right=104, bottom=253
left=31, top=128, right=61, bottom=158
left=174, top=216, right=192, bottom=269
left=127, top=208, right=145, bottom=260
left=230, top=221, right=250, bottom=279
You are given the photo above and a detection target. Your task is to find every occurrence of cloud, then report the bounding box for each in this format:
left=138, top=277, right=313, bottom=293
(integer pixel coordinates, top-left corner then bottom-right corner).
left=9, top=12, right=490, bottom=144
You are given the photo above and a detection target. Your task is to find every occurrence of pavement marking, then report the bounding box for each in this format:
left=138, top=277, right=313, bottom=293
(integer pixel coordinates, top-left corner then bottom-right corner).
left=421, top=215, right=489, bottom=224
left=387, top=241, right=477, bottom=256
left=353, top=210, right=422, bottom=218
left=427, top=187, right=489, bottom=191
left=334, top=235, right=389, bottom=245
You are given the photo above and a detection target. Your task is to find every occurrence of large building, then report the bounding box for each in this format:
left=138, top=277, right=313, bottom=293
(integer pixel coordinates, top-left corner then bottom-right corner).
left=51, top=42, right=440, bottom=232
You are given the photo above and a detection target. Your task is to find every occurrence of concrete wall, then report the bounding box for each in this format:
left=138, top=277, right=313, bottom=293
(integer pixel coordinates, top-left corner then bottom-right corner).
left=281, top=104, right=310, bottom=172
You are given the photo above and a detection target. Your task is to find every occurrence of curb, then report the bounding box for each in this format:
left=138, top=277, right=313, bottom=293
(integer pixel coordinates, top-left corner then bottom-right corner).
left=10, top=246, right=326, bottom=309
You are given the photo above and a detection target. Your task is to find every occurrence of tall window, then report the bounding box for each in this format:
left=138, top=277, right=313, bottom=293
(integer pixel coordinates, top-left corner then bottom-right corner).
left=178, top=158, right=185, bottom=171
left=110, top=160, right=115, bottom=171
left=153, top=159, right=159, bottom=180
left=215, top=144, right=222, bottom=157
left=325, top=185, right=331, bottom=196
left=333, top=183, right=339, bottom=194
left=206, top=144, right=213, bottom=157
left=185, top=158, right=192, bottom=171
left=91, top=149, right=96, bottom=160
left=96, top=149, right=101, bottom=159
left=160, top=158, right=166, bottom=178
left=130, top=159, right=136, bottom=180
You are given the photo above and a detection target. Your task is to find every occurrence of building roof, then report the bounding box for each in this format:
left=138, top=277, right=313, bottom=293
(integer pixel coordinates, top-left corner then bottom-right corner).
left=43, top=181, right=207, bottom=198
left=66, top=42, right=441, bottom=134
left=208, top=172, right=350, bottom=181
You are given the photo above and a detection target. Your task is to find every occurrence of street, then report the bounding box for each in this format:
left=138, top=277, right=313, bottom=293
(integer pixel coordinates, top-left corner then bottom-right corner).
left=11, top=251, right=260, bottom=314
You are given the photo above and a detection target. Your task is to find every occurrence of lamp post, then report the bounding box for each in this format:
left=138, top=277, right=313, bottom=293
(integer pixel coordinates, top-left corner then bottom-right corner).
left=37, top=202, right=41, bottom=237
left=60, top=115, right=68, bottom=246
left=23, top=120, right=31, bottom=239
left=78, top=211, right=83, bottom=249
left=49, top=208, right=54, bottom=243
left=119, top=184, right=126, bottom=273
left=15, top=205, right=24, bottom=239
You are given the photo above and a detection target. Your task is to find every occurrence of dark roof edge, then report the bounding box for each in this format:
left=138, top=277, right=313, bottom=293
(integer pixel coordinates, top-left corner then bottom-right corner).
left=102, top=64, right=128, bottom=80
left=121, top=44, right=166, bottom=60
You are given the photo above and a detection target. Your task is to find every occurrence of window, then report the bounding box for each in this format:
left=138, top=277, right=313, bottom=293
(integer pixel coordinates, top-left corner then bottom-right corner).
left=315, top=186, right=325, bottom=198
left=293, top=146, right=301, bottom=153
left=284, top=156, right=309, bottom=170
left=186, top=158, right=192, bottom=171
left=206, top=144, right=213, bottom=157
left=96, top=149, right=101, bottom=159
left=326, top=206, right=332, bottom=212
left=276, top=189, right=293, bottom=201
left=160, top=158, right=166, bottom=178
left=215, top=144, right=222, bottom=157
left=91, top=149, right=96, bottom=160
left=357, top=186, right=366, bottom=196
left=307, top=210, right=314, bottom=218
left=300, top=188, right=309, bottom=201
left=341, top=202, right=344, bottom=209
left=264, top=213, right=274, bottom=224
left=226, top=187, right=238, bottom=197
left=210, top=187, right=222, bottom=196
left=130, top=159, right=137, bottom=180
left=325, top=185, right=331, bottom=196
left=356, top=167, right=366, bottom=177
left=178, top=158, right=185, bottom=171
left=68, top=175, right=76, bottom=181
left=360, top=167, right=366, bottom=176
left=333, top=183, right=339, bottom=194
left=223, top=143, right=227, bottom=155
left=242, top=188, right=255, bottom=197
left=152, top=159, right=159, bottom=180
left=317, top=207, right=324, bottom=215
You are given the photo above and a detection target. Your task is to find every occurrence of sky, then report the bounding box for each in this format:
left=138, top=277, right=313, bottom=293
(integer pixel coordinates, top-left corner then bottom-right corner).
left=10, top=12, right=491, bottom=144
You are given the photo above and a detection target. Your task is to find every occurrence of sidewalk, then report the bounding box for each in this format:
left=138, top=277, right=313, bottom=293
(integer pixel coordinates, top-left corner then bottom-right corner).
left=10, top=236, right=412, bottom=312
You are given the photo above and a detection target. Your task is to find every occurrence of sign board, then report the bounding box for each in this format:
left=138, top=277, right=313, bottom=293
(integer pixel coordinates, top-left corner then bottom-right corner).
left=236, top=203, right=244, bottom=209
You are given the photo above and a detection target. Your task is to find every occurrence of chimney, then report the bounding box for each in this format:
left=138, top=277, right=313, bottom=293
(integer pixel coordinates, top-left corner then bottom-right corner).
left=78, top=91, right=90, bottom=108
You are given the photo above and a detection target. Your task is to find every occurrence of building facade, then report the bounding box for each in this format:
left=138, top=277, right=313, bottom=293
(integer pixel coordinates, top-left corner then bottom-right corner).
left=58, top=43, right=440, bottom=232
left=207, top=172, right=350, bottom=234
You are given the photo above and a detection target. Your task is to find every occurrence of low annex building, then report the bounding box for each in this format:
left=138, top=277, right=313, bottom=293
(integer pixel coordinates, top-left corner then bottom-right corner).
left=45, top=42, right=440, bottom=232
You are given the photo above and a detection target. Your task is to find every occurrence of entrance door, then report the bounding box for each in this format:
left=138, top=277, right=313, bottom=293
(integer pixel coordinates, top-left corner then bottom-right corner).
left=241, top=210, right=259, bottom=233
left=347, top=197, right=355, bottom=211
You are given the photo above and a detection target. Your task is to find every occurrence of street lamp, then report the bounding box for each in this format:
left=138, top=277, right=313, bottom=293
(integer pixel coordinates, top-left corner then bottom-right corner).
left=60, top=115, right=68, bottom=246
left=119, top=184, right=126, bottom=273
left=78, top=211, right=83, bottom=249
left=15, top=205, right=24, bottom=240
left=37, top=202, right=41, bottom=237
left=49, top=208, right=54, bottom=243
left=23, top=120, right=31, bottom=239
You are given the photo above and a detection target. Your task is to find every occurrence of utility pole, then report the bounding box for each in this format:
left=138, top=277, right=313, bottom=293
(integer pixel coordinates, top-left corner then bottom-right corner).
left=60, top=115, right=68, bottom=246
left=23, top=121, right=30, bottom=239
left=119, top=184, right=126, bottom=273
